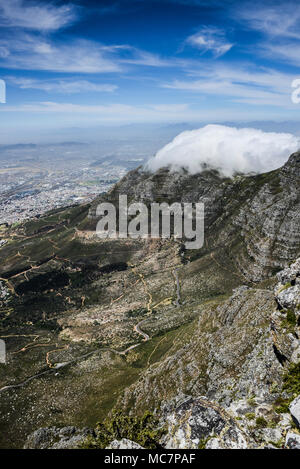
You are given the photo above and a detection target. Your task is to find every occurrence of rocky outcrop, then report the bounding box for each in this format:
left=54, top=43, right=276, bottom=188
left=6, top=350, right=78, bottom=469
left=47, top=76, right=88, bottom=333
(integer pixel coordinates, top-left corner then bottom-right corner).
left=106, top=439, right=144, bottom=449
left=234, top=153, right=300, bottom=281
left=160, top=396, right=252, bottom=449
left=290, top=396, right=300, bottom=428
left=275, top=258, right=300, bottom=317
left=285, top=431, right=300, bottom=449
left=24, top=426, right=93, bottom=449
left=118, top=286, right=282, bottom=413
left=0, top=281, right=10, bottom=302
left=115, top=260, right=300, bottom=449
left=271, top=258, right=300, bottom=364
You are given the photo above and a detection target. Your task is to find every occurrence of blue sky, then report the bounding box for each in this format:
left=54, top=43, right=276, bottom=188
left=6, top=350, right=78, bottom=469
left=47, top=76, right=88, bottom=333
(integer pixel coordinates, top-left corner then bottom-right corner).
left=1, top=0, right=300, bottom=143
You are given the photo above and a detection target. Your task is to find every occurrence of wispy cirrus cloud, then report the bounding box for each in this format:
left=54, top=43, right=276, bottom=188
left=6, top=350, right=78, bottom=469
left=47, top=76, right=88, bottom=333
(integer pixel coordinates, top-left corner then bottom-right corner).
left=0, top=35, right=123, bottom=73
left=1, top=101, right=137, bottom=114
left=186, top=27, right=233, bottom=57
left=0, top=31, right=184, bottom=74
left=237, top=1, right=300, bottom=39
left=121, top=48, right=176, bottom=67
left=0, top=100, right=280, bottom=123
left=162, top=64, right=294, bottom=107
left=0, top=0, right=78, bottom=32
left=0, top=101, right=197, bottom=124
left=7, top=77, right=118, bottom=94
left=236, top=1, right=300, bottom=67
left=0, top=101, right=190, bottom=117
left=262, top=43, right=300, bottom=67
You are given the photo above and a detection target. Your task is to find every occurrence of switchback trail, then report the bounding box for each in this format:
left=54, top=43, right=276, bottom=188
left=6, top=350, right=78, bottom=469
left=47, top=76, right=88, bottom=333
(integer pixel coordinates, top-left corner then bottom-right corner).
left=0, top=265, right=153, bottom=393
left=0, top=262, right=181, bottom=393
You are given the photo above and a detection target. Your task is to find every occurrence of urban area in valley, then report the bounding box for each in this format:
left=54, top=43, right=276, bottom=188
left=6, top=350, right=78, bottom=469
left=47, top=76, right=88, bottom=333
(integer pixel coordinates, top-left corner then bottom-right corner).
left=0, top=141, right=150, bottom=226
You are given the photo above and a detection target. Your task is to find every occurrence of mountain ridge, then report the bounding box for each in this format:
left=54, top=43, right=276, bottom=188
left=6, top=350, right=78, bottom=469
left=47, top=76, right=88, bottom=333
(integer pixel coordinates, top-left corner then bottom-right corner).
left=0, top=151, right=299, bottom=448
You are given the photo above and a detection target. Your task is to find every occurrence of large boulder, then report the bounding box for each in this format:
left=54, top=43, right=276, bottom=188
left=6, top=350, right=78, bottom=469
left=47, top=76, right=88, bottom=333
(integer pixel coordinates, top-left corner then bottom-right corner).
left=275, top=258, right=300, bottom=317
left=290, top=396, right=300, bottom=428
left=160, top=396, right=252, bottom=449
left=285, top=431, right=300, bottom=449
left=277, top=285, right=300, bottom=312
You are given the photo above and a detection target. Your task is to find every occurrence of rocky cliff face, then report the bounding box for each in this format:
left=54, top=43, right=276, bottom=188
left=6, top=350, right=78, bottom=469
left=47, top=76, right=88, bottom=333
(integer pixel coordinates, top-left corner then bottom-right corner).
left=234, top=152, right=300, bottom=281
left=89, top=151, right=300, bottom=281
left=0, top=151, right=299, bottom=449
left=25, top=258, right=300, bottom=449
left=156, top=258, right=300, bottom=449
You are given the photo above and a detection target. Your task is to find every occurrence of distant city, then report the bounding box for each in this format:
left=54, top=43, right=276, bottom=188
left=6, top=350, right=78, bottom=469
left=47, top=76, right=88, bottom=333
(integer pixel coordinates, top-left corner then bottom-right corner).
left=2, top=120, right=300, bottom=226
left=0, top=140, right=152, bottom=225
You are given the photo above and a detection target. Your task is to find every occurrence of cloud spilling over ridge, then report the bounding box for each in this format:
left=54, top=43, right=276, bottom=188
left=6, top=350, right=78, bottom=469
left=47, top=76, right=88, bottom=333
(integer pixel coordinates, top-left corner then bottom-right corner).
left=146, top=125, right=300, bottom=177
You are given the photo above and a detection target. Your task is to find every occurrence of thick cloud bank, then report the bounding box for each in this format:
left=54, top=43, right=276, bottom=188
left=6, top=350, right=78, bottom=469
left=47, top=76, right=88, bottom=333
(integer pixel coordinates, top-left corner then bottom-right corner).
left=146, top=125, right=300, bottom=177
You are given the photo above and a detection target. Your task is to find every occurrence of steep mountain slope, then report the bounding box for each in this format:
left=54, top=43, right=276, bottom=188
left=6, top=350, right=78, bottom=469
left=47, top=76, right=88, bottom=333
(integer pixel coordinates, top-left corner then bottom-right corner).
left=0, top=151, right=299, bottom=448
left=89, top=151, right=300, bottom=281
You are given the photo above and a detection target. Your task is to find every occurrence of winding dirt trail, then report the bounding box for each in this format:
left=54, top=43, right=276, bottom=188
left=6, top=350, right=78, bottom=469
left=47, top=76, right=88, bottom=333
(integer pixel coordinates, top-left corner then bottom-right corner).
left=0, top=264, right=153, bottom=393
left=0, top=261, right=184, bottom=393
left=0, top=337, right=150, bottom=393
left=133, top=320, right=150, bottom=342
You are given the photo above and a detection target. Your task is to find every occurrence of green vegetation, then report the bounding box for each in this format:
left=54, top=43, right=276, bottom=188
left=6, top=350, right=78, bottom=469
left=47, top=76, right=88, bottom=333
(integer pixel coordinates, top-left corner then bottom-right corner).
left=286, top=309, right=297, bottom=327
left=277, top=282, right=292, bottom=294
left=255, top=417, right=268, bottom=428
left=280, top=309, right=297, bottom=332
left=283, top=362, right=300, bottom=396
left=273, top=363, right=300, bottom=414
left=273, top=397, right=290, bottom=414
left=80, top=411, right=166, bottom=449
left=198, top=436, right=213, bottom=449
left=247, top=396, right=257, bottom=407
left=269, top=438, right=284, bottom=449
left=245, top=413, right=255, bottom=420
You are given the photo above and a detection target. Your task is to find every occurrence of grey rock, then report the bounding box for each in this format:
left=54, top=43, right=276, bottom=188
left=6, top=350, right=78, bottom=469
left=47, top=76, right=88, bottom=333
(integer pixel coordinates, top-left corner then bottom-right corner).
left=285, top=431, right=300, bottom=449
left=24, top=426, right=93, bottom=449
left=277, top=258, right=300, bottom=285
left=259, top=428, right=283, bottom=446
left=0, top=280, right=10, bottom=301
left=161, top=396, right=251, bottom=449
left=290, top=395, right=300, bottom=428
left=276, top=285, right=300, bottom=312
left=106, top=439, right=144, bottom=449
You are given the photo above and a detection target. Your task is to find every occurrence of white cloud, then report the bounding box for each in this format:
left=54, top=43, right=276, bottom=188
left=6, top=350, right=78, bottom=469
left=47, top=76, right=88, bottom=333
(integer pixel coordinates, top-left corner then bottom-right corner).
left=237, top=2, right=300, bottom=39
left=0, top=0, right=77, bottom=31
left=146, top=124, right=300, bottom=176
left=8, top=77, right=118, bottom=94
left=121, top=49, right=175, bottom=67
left=1, top=101, right=297, bottom=125
left=260, top=43, right=300, bottom=67
left=0, top=32, right=177, bottom=73
left=150, top=104, right=189, bottom=112
left=186, top=27, right=233, bottom=57
left=1, top=102, right=135, bottom=114
left=162, top=64, right=294, bottom=107
left=0, top=102, right=192, bottom=121
left=0, top=36, right=122, bottom=73
left=235, top=2, right=300, bottom=67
